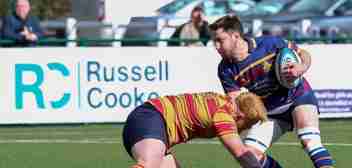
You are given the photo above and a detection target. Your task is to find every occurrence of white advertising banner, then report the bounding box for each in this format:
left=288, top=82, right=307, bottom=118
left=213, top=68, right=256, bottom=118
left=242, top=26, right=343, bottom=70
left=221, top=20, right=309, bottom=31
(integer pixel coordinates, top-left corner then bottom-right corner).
left=0, top=45, right=351, bottom=124
left=302, top=45, right=352, bottom=118
left=0, top=47, right=223, bottom=124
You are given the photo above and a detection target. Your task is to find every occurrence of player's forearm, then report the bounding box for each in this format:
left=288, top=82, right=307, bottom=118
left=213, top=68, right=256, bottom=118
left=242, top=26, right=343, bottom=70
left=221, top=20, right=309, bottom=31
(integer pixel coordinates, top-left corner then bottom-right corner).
left=220, top=134, right=261, bottom=168
left=297, top=48, right=311, bottom=72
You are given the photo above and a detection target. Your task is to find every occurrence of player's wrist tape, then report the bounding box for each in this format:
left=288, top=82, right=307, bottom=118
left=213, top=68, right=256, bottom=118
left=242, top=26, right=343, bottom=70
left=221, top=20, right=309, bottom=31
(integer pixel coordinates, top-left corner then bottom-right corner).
left=238, top=151, right=261, bottom=168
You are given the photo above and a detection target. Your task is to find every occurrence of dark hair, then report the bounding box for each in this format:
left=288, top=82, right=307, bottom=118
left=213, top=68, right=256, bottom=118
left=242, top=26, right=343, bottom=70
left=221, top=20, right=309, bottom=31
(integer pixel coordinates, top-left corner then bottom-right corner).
left=209, top=15, right=244, bottom=37
left=192, top=6, right=203, bottom=13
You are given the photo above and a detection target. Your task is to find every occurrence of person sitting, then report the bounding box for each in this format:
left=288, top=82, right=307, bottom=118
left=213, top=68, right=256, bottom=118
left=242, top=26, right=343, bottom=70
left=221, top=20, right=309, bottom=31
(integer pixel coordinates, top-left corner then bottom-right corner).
left=1, top=0, right=44, bottom=47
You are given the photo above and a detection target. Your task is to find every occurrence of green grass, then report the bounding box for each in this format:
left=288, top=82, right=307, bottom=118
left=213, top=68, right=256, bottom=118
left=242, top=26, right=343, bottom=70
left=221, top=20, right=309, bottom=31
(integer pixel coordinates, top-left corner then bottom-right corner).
left=0, top=120, right=350, bottom=168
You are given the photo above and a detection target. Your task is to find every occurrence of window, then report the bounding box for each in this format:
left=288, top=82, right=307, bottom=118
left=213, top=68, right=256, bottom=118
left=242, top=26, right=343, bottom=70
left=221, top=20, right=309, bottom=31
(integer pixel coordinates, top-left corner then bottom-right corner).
left=288, top=0, right=336, bottom=13
left=157, top=0, right=195, bottom=15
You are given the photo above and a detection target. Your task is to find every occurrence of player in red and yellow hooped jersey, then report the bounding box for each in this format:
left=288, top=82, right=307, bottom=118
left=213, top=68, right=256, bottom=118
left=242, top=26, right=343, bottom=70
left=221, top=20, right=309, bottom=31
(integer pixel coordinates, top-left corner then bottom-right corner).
left=123, top=91, right=267, bottom=168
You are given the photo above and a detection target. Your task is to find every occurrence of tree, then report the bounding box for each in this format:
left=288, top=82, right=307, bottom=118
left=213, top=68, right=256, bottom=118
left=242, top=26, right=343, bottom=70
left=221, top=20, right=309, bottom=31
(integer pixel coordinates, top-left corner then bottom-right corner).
left=0, top=0, right=71, bottom=20
left=0, top=0, right=10, bottom=16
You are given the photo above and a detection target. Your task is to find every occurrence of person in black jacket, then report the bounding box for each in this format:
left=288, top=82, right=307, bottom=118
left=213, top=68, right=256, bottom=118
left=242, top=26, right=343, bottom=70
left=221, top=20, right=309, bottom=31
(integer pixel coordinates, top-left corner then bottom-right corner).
left=168, top=6, right=211, bottom=46
left=1, top=0, right=44, bottom=47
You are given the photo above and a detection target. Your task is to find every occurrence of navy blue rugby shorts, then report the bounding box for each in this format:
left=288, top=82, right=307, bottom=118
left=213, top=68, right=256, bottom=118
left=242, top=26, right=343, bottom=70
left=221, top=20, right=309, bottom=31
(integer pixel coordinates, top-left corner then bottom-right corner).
left=269, top=90, right=318, bottom=130
left=122, top=103, right=168, bottom=157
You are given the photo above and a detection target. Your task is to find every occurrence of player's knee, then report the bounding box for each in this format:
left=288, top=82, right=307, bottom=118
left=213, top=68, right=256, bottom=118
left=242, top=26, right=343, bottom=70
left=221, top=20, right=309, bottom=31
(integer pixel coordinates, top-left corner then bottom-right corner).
left=138, top=153, right=164, bottom=162
left=134, top=152, right=164, bottom=168
left=297, top=127, right=322, bottom=150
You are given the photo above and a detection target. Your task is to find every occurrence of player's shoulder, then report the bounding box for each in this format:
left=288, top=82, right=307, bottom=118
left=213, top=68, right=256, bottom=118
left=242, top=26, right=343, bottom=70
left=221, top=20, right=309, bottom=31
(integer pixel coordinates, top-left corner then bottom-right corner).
left=248, top=36, right=290, bottom=55
left=194, top=92, right=218, bottom=97
left=254, top=35, right=287, bottom=47
left=196, top=92, right=228, bottom=102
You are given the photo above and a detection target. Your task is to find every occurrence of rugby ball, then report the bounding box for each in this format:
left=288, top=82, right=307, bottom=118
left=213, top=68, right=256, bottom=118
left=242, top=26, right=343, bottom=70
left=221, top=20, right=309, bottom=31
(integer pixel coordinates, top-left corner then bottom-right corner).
left=275, top=47, right=302, bottom=89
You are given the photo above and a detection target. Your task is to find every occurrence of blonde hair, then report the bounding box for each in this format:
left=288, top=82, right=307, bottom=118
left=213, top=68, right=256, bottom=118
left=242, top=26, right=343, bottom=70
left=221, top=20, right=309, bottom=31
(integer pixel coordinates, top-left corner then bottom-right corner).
left=235, top=92, right=268, bottom=125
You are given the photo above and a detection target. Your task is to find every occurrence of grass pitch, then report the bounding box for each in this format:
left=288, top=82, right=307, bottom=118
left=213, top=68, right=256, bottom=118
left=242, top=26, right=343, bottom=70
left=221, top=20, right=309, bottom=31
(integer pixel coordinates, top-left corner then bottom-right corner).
left=0, top=119, right=350, bottom=168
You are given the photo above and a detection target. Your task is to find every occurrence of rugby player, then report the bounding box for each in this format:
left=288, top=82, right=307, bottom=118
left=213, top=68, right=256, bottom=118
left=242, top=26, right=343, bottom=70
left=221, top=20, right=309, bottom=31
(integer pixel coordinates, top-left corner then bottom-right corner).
left=209, top=15, right=334, bottom=168
left=123, top=91, right=269, bottom=168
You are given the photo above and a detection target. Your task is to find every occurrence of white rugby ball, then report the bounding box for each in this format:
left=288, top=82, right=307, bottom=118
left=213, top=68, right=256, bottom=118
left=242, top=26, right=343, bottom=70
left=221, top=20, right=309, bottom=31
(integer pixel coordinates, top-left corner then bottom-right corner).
left=275, top=47, right=302, bottom=89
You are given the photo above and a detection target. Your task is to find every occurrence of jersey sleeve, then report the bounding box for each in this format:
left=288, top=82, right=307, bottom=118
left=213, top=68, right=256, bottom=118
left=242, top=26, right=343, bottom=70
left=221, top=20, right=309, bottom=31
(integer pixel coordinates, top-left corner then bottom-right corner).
left=218, top=61, right=240, bottom=93
left=212, top=109, right=238, bottom=137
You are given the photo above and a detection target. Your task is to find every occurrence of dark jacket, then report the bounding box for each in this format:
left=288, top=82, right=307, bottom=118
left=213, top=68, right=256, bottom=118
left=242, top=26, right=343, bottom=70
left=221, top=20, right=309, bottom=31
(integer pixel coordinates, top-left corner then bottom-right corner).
left=168, top=21, right=211, bottom=46
left=1, top=13, right=44, bottom=47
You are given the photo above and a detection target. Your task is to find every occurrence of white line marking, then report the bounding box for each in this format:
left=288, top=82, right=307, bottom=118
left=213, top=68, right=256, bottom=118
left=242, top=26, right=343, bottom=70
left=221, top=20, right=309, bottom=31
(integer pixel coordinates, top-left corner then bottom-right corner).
left=0, top=139, right=117, bottom=144
left=0, top=139, right=351, bottom=146
left=186, top=141, right=352, bottom=146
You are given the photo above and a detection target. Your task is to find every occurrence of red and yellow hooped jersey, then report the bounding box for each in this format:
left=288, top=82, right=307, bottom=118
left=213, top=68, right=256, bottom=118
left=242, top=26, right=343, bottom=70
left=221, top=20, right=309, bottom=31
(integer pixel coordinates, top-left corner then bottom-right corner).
left=148, top=92, right=238, bottom=147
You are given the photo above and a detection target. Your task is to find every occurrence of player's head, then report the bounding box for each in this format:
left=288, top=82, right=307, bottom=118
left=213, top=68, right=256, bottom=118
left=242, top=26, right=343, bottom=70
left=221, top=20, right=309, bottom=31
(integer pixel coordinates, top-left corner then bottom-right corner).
left=209, top=15, right=244, bottom=36
left=235, top=92, right=267, bottom=129
left=209, top=15, right=246, bottom=61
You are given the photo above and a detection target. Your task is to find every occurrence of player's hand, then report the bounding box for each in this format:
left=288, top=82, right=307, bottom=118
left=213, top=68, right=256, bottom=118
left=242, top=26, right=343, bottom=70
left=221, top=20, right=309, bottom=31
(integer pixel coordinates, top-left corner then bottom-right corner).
left=282, top=62, right=306, bottom=81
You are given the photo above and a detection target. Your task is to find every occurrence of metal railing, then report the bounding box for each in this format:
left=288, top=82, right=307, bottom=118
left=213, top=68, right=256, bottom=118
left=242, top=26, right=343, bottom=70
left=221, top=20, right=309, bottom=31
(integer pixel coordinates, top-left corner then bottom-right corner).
left=1, top=36, right=352, bottom=47
left=1, top=17, right=351, bottom=47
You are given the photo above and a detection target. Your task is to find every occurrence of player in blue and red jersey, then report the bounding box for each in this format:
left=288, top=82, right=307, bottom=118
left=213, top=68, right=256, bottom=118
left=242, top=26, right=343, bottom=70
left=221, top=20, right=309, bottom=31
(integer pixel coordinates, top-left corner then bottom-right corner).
left=209, top=15, right=334, bottom=168
left=123, top=91, right=268, bottom=168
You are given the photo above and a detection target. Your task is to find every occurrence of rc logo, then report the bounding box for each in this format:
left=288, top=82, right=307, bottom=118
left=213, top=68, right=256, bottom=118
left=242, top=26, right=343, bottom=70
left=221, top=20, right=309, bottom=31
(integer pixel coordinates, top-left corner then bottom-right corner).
left=15, top=63, right=71, bottom=109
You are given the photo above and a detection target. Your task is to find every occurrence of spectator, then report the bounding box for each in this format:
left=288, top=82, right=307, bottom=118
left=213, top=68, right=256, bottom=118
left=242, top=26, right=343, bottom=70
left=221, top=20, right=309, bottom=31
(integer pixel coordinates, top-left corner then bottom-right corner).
left=0, top=17, right=2, bottom=43
left=1, top=0, right=44, bottom=47
left=168, top=6, right=211, bottom=46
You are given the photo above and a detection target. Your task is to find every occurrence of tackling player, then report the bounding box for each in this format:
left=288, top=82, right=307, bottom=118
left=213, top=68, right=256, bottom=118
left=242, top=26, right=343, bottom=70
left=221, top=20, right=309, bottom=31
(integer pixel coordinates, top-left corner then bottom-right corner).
left=123, top=91, right=269, bottom=168
left=209, top=15, right=334, bottom=168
